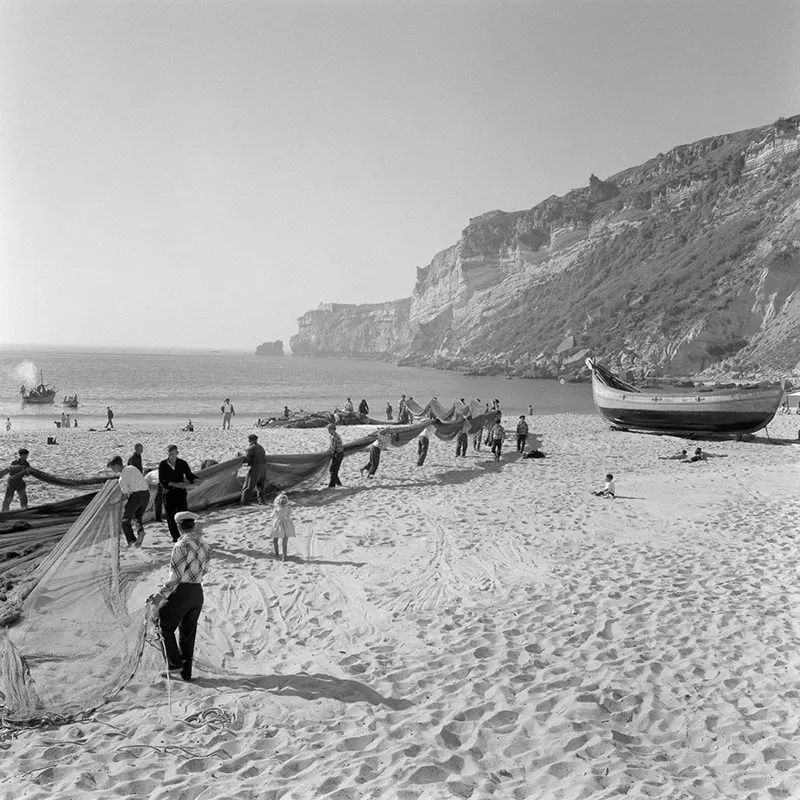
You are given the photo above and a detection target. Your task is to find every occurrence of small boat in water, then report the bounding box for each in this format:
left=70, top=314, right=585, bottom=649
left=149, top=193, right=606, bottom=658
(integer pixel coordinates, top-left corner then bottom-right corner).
left=63, top=394, right=79, bottom=408
left=20, top=372, right=57, bottom=405
left=586, top=358, right=783, bottom=436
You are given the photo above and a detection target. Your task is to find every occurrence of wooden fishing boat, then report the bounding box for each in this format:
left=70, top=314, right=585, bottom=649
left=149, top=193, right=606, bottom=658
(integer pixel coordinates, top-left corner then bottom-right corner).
left=63, top=395, right=79, bottom=408
left=586, top=358, right=783, bottom=435
left=20, top=371, right=56, bottom=405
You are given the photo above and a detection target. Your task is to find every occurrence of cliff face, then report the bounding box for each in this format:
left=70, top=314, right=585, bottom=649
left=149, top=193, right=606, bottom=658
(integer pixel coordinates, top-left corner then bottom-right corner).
left=290, top=115, right=800, bottom=379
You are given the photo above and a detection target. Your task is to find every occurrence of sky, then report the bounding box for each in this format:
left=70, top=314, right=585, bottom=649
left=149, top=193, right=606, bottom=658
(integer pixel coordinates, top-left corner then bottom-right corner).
left=1, top=0, right=798, bottom=351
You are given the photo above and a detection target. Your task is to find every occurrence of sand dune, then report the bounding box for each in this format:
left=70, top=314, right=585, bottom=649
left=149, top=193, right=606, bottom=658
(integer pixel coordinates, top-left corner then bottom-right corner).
left=2, top=412, right=800, bottom=799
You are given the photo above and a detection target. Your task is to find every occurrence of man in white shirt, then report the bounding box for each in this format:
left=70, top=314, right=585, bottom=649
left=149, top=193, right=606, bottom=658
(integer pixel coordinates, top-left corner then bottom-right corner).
left=108, top=455, right=150, bottom=546
left=221, top=399, right=235, bottom=430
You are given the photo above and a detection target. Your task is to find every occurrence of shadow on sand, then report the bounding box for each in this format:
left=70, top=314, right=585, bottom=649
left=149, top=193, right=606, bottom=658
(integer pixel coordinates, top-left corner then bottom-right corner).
left=194, top=671, right=414, bottom=709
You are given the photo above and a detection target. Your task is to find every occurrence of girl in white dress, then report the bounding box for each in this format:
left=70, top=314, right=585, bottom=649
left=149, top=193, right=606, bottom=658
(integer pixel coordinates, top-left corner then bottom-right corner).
left=271, top=492, right=296, bottom=561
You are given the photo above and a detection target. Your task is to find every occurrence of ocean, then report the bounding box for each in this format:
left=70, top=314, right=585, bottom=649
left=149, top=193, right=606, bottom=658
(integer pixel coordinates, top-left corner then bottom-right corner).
left=0, top=347, right=595, bottom=431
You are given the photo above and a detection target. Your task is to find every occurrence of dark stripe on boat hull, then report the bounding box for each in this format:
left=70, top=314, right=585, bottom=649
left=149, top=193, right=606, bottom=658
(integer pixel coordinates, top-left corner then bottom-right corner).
left=597, top=407, right=778, bottom=435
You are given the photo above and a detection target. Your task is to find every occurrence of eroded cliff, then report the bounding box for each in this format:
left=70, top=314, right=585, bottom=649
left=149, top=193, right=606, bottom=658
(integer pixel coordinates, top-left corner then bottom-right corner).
left=290, top=115, right=800, bottom=378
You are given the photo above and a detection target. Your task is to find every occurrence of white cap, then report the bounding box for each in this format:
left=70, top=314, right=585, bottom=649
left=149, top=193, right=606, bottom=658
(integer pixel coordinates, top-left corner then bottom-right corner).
left=174, top=511, right=200, bottom=524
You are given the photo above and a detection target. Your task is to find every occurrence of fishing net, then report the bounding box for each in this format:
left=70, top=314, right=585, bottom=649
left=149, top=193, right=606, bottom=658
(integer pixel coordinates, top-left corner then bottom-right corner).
left=0, top=408, right=497, bottom=724
left=0, top=480, right=147, bottom=724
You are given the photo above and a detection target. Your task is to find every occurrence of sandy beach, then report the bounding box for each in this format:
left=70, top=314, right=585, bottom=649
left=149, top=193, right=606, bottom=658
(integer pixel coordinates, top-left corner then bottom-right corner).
left=2, top=412, right=800, bottom=799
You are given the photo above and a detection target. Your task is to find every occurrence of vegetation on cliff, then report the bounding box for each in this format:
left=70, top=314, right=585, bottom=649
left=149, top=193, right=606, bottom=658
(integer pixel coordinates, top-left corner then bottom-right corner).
left=291, top=116, right=800, bottom=379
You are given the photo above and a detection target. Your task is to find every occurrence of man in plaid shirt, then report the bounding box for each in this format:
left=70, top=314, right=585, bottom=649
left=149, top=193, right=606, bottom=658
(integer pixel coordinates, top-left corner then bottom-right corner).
left=150, top=511, right=210, bottom=682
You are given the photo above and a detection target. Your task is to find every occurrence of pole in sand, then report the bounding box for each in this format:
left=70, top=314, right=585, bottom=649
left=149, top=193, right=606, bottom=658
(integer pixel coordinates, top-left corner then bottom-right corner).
left=559, top=377, right=565, bottom=414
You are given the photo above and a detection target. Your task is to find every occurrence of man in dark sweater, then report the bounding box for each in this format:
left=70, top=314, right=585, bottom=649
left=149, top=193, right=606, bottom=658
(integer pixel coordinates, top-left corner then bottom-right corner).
left=158, top=445, right=200, bottom=542
left=127, top=443, right=144, bottom=473
left=2, top=448, right=31, bottom=511
left=241, top=434, right=267, bottom=505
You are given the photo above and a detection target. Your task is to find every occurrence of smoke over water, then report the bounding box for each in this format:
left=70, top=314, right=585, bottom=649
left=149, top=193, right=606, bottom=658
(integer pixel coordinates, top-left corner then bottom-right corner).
left=12, top=361, right=38, bottom=387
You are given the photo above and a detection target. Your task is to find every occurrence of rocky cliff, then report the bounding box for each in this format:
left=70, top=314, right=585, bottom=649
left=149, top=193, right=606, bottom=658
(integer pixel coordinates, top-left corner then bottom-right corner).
left=290, top=115, right=800, bottom=379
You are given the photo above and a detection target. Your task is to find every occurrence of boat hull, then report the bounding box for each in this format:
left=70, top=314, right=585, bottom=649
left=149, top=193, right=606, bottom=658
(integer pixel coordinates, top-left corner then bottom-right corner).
left=591, top=374, right=783, bottom=435
left=22, top=396, right=56, bottom=405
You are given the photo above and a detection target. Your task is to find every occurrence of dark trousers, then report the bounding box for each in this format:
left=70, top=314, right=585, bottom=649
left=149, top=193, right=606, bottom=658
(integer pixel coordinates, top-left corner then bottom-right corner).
left=492, top=441, right=503, bottom=460
left=329, top=452, right=344, bottom=487
left=455, top=432, right=468, bottom=457
left=122, top=490, right=150, bottom=544
left=473, top=433, right=482, bottom=451
left=154, top=485, right=163, bottom=522
left=159, top=583, right=203, bottom=679
left=516, top=434, right=527, bottom=452
left=417, top=437, right=429, bottom=466
left=241, top=465, right=266, bottom=505
left=2, top=483, right=27, bottom=512
left=164, top=489, right=188, bottom=542
left=362, top=445, right=381, bottom=476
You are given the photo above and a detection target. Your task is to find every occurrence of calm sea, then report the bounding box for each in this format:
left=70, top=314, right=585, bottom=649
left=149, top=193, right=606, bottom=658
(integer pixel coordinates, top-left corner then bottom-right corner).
left=0, top=347, right=594, bottom=431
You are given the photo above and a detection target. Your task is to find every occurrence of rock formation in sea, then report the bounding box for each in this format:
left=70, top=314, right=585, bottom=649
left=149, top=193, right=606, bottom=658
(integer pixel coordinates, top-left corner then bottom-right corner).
left=255, top=340, right=284, bottom=356
left=290, top=114, right=800, bottom=379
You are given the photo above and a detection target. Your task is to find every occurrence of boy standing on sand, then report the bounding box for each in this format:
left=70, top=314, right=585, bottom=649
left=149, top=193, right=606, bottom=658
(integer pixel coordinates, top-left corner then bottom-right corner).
left=105, top=407, right=115, bottom=430
left=490, top=418, right=506, bottom=461
left=417, top=426, right=430, bottom=466
left=516, top=415, right=529, bottom=452
left=221, top=399, right=235, bottom=430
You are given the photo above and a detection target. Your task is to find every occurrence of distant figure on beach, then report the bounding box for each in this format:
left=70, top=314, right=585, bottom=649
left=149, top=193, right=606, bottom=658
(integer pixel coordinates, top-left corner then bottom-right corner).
left=386, top=402, right=393, bottom=421
left=128, top=443, right=144, bottom=473
left=107, top=455, right=149, bottom=547
left=455, top=414, right=471, bottom=457
left=592, top=473, right=616, bottom=498
left=490, top=418, right=506, bottom=461
left=327, top=423, right=344, bottom=488
left=105, top=407, right=115, bottom=430
left=5, top=417, right=11, bottom=432
left=73, top=418, right=78, bottom=427
left=241, top=434, right=267, bottom=505
left=158, top=445, right=200, bottom=542
left=398, top=395, right=410, bottom=424
left=183, top=419, right=194, bottom=432
left=2, top=448, right=30, bottom=512
left=271, top=493, right=296, bottom=561
left=149, top=510, right=208, bottom=682
left=221, top=399, right=235, bottom=430
left=417, top=425, right=430, bottom=466
left=344, top=397, right=354, bottom=413
left=516, top=415, right=529, bottom=452
left=358, top=399, right=369, bottom=416
left=659, top=449, right=688, bottom=460
left=361, top=430, right=389, bottom=478
left=283, top=406, right=291, bottom=419
left=528, top=404, right=533, bottom=416
left=65, top=414, right=70, bottom=429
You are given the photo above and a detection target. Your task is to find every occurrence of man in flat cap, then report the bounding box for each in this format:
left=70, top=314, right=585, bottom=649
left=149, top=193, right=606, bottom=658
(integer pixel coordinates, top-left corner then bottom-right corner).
left=241, top=433, right=267, bottom=505
left=2, top=448, right=31, bottom=512
left=149, top=510, right=209, bottom=682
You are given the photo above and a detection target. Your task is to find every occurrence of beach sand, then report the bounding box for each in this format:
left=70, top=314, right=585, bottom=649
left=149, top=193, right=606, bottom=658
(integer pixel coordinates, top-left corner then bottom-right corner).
left=2, top=412, right=800, bottom=799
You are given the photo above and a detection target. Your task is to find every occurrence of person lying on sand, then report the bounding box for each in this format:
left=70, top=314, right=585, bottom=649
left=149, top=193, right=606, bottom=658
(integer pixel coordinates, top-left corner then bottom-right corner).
left=681, top=447, right=727, bottom=463
left=591, top=473, right=615, bottom=498
left=523, top=449, right=546, bottom=459
left=659, top=449, right=688, bottom=460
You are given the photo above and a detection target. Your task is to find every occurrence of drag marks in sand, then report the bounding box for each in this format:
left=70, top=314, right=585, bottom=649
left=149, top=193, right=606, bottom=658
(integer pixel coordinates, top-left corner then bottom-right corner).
left=4, top=414, right=800, bottom=799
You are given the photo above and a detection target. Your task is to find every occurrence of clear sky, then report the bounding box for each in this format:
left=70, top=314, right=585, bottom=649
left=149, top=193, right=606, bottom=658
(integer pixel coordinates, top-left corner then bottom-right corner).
left=1, top=0, right=798, bottom=350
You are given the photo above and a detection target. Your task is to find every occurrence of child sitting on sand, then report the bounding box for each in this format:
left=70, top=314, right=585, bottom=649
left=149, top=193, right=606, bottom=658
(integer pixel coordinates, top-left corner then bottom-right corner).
left=592, top=473, right=615, bottom=498
left=271, top=492, right=296, bottom=561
